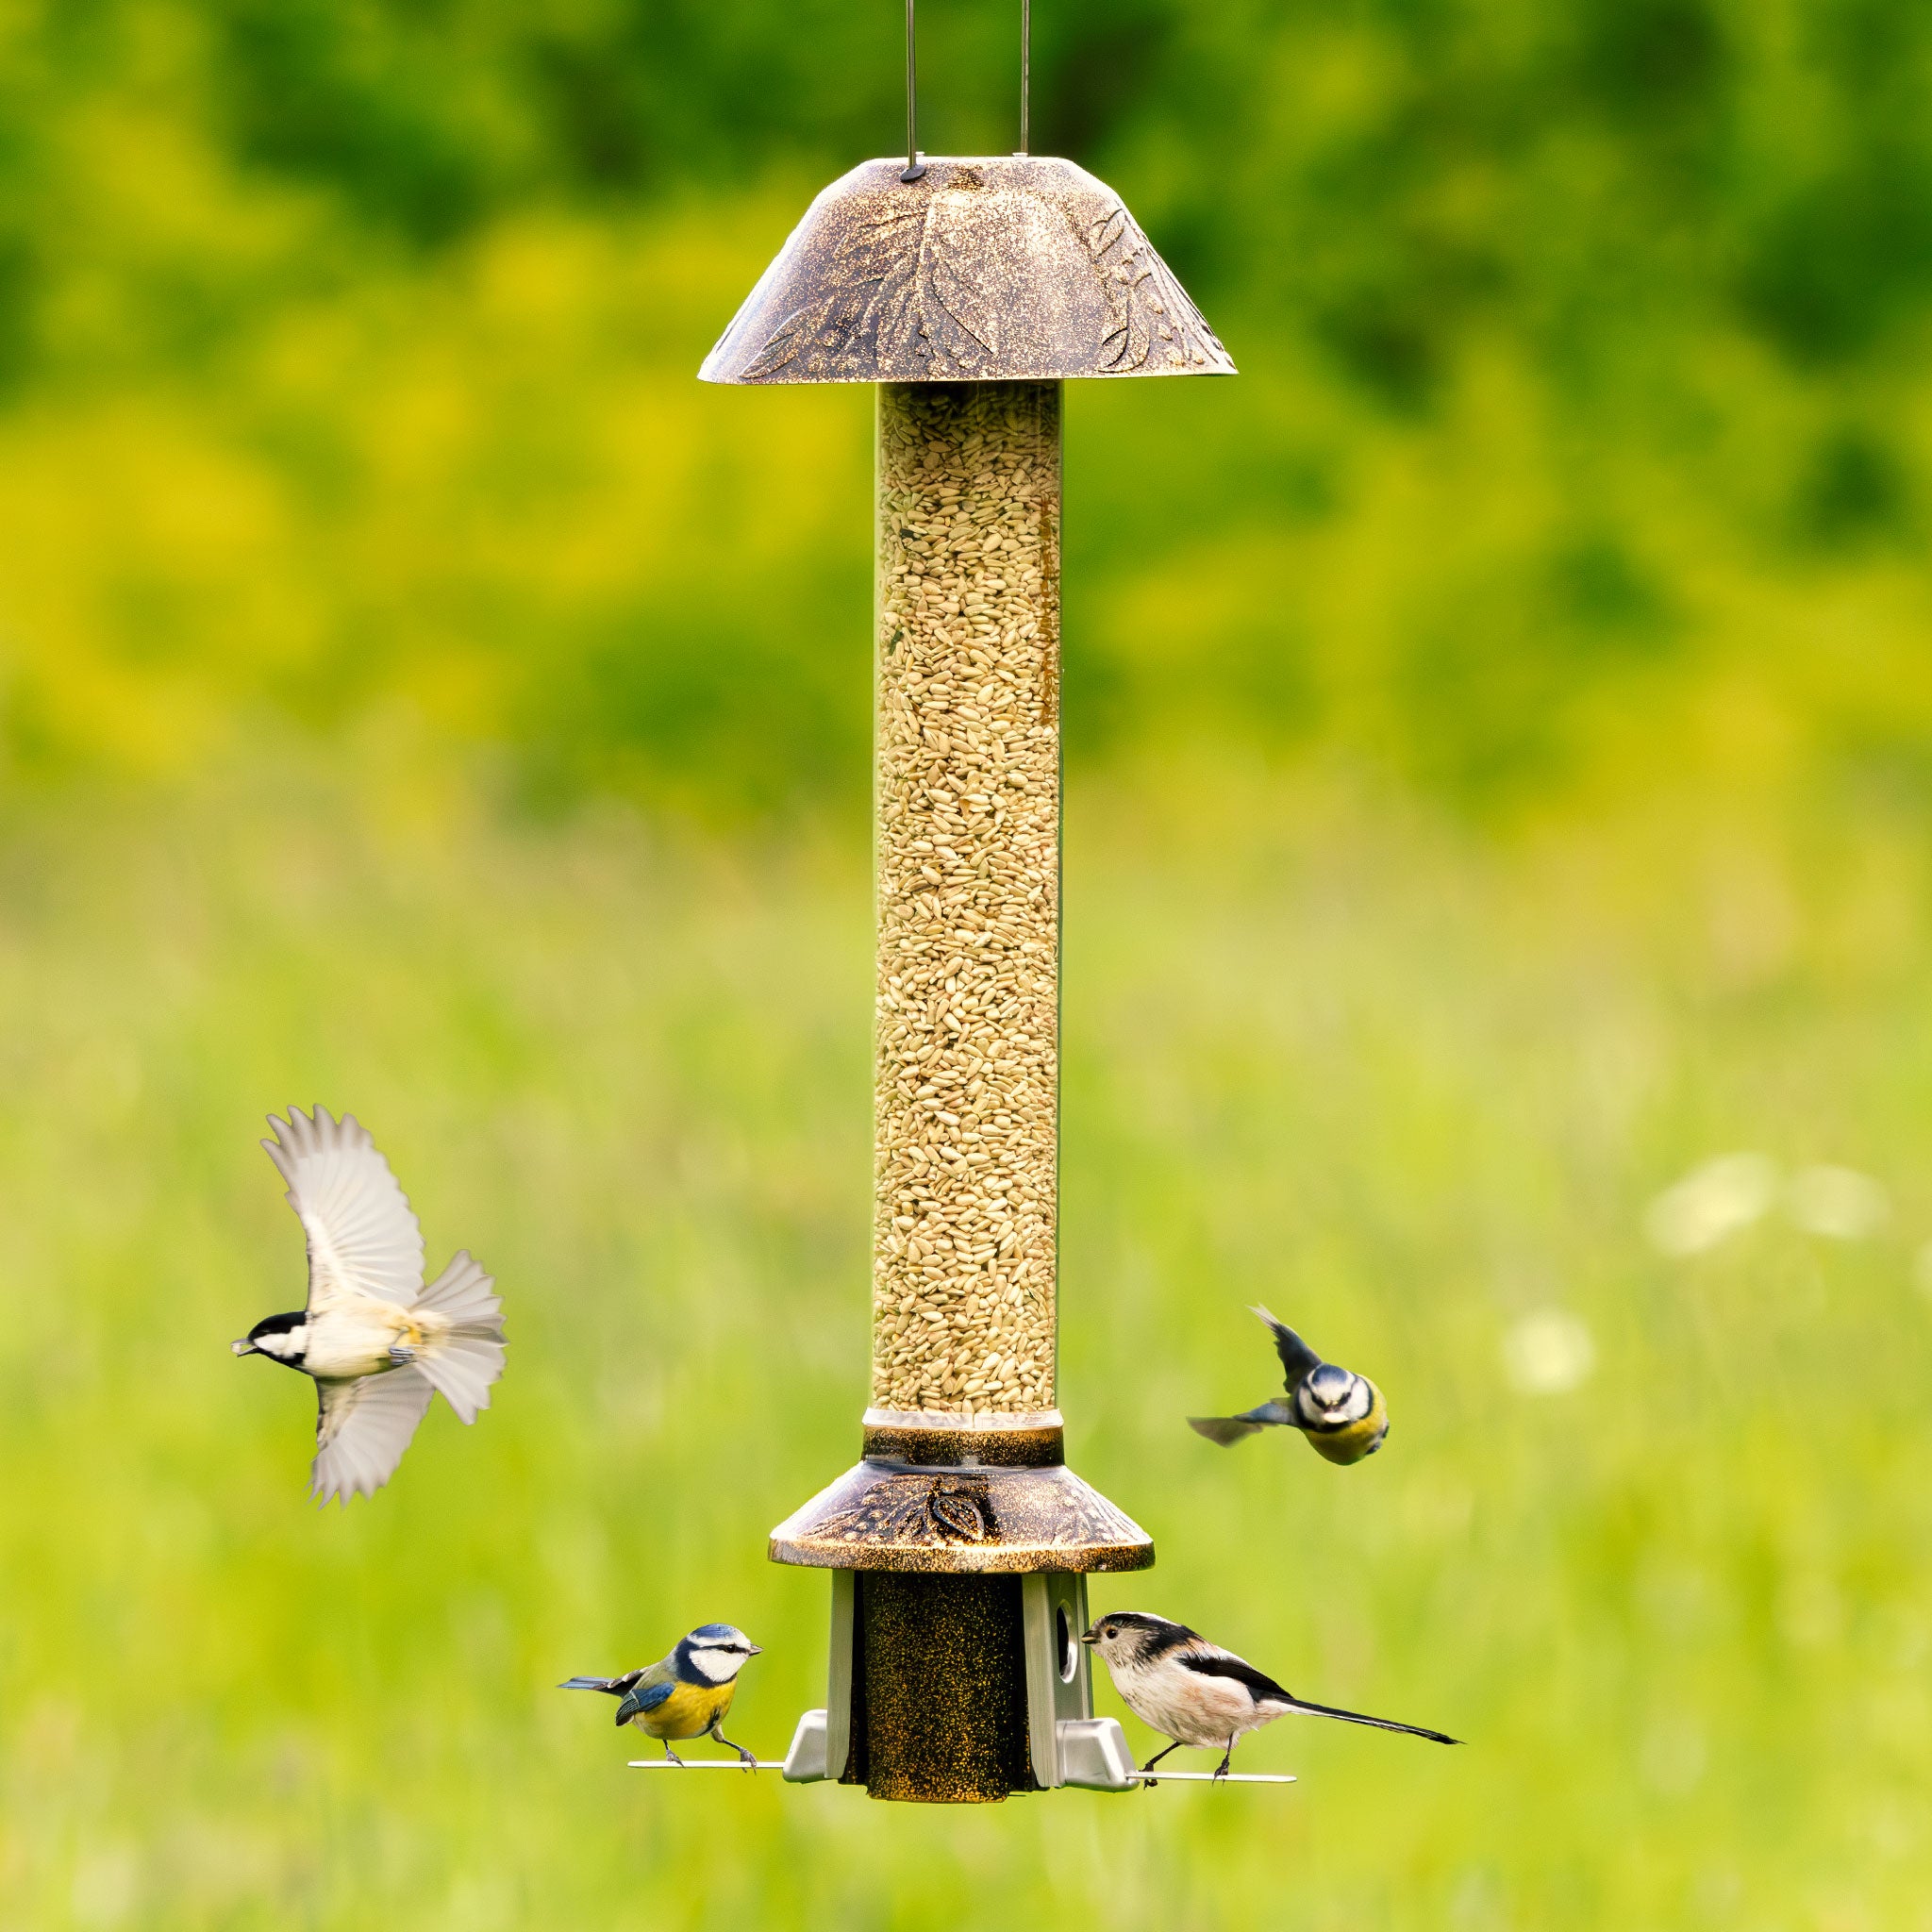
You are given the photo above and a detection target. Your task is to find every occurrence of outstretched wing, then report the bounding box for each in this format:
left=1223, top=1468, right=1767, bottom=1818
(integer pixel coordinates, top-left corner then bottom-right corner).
left=265, top=1107, right=425, bottom=1313
left=311, top=1369, right=433, bottom=1505
left=1251, top=1306, right=1323, bottom=1388
left=1188, top=1401, right=1293, bottom=1446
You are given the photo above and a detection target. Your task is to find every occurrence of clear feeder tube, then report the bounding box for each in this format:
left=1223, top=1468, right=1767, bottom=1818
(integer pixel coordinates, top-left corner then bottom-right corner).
left=870, top=381, right=1062, bottom=1423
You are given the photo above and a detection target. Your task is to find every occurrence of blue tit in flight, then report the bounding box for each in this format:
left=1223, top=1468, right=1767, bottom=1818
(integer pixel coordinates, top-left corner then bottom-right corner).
left=1083, top=1612, right=1457, bottom=1781
left=561, top=1625, right=764, bottom=1766
left=232, top=1107, right=507, bottom=1505
left=1188, top=1305, right=1389, bottom=1465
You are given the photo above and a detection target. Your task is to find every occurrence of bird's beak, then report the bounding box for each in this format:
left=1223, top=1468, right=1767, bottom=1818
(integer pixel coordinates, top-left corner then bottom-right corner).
left=1079, top=1630, right=1098, bottom=1645
left=230, top=1339, right=254, bottom=1356
left=747, top=1645, right=764, bottom=1657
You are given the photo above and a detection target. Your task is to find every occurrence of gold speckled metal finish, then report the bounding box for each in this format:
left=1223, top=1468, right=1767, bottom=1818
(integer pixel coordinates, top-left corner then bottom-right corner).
left=769, top=1424, right=1155, bottom=1574
left=699, top=156, right=1235, bottom=385
left=859, top=1419, right=1063, bottom=1467
left=844, top=1574, right=1036, bottom=1803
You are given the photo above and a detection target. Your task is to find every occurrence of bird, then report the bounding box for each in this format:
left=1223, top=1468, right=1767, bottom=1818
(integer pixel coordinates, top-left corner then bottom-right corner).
left=560, top=1625, right=765, bottom=1767
left=1188, top=1305, right=1389, bottom=1465
left=232, top=1106, right=506, bottom=1505
left=1083, top=1612, right=1457, bottom=1780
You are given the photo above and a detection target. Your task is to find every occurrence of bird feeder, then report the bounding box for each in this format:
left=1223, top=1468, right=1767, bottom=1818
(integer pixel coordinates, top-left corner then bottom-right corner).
left=700, top=22, right=1233, bottom=1804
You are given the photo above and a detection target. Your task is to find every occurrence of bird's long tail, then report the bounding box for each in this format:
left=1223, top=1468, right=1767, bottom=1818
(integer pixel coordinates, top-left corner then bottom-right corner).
left=410, top=1251, right=506, bottom=1424
left=1289, top=1694, right=1459, bottom=1745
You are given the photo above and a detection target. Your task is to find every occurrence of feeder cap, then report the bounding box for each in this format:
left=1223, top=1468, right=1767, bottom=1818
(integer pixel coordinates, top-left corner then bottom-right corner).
left=699, top=155, right=1235, bottom=385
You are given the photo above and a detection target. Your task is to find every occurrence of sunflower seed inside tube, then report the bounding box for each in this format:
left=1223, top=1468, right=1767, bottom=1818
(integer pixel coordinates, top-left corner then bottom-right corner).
left=871, top=382, right=1060, bottom=1417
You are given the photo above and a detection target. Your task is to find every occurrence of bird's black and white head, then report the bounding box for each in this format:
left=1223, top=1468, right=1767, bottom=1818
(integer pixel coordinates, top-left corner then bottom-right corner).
left=231, top=1311, right=308, bottom=1367
left=1080, top=1612, right=1197, bottom=1675
left=674, top=1624, right=762, bottom=1686
left=1294, top=1360, right=1374, bottom=1429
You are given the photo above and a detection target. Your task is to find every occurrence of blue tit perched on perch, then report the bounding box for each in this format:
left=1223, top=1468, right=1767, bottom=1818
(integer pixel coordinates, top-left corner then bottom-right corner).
left=232, top=1107, right=507, bottom=1505
left=560, top=1625, right=764, bottom=1766
left=1188, top=1305, right=1388, bottom=1465
left=1083, top=1612, right=1457, bottom=1780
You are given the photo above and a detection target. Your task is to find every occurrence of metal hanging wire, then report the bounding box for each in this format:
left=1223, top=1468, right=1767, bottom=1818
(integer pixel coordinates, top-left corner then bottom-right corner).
left=901, top=2, right=1032, bottom=178
left=1020, top=0, right=1031, bottom=155
left=902, top=0, right=926, bottom=180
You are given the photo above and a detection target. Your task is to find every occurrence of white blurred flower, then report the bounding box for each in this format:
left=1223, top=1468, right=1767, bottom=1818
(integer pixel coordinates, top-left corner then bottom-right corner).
left=1644, top=1153, right=1778, bottom=1257
left=1640, top=1715, right=1707, bottom=1796
left=1787, top=1165, right=1889, bottom=1241
left=70, top=1845, right=138, bottom=1929
left=1504, top=1310, right=1596, bottom=1395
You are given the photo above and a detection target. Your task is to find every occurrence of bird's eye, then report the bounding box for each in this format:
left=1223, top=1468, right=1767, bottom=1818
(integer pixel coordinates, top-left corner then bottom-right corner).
left=1103, top=1624, right=1117, bottom=1640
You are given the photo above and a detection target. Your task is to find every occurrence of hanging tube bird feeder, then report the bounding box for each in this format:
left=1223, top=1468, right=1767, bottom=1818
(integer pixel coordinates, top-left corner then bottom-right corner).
left=700, top=17, right=1234, bottom=1805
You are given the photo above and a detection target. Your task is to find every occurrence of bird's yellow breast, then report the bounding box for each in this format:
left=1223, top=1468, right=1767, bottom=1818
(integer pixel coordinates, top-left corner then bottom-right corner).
left=1306, top=1382, right=1390, bottom=1465
left=630, top=1678, right=737, bottom=1741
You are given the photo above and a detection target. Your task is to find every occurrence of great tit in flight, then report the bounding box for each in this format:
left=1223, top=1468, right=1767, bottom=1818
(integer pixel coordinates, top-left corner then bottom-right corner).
left=1188, top=1305, right=1389, bottom=1464
left=233, top=1107, right=506, bottom=1505
left=560, top=1625, right=764, bottom=1766
left=1084, top=1612, right=1457, bottom=1780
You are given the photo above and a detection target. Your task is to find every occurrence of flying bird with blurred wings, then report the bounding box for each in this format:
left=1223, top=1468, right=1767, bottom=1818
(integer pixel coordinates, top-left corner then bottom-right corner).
left=1188, top=1306, right=1390, bottom=1465
left=232, top=1107, right=506, bottom=1504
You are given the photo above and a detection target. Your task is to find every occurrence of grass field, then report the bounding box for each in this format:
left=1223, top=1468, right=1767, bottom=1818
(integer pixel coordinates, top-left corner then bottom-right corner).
left=3, top=751, right=1929, bottom=1930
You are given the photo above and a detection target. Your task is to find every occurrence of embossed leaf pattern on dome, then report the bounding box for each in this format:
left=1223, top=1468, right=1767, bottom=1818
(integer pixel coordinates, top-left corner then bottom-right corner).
left=770, top=1458, right=1155, bottom=1571
left=1088, top=205, right=1228, bottom=374
left=926, top=1488, right=990, bottom=1542
left=741, top=208, right=922, bottom=379
left=704, top=158, right=1235, bottom=384
left=743, top=192, right=1018, bottom=381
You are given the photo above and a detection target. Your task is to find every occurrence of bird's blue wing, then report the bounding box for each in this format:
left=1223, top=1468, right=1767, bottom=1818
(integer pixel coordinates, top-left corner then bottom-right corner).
left=616, top=1680, right=676, bottom=1724
left=1188, top=1400, right=1294, bottom=1445
left=1251, top=1306, right=1324, bottom=1387
left=1236, top=1400, right=1296, bottom=1427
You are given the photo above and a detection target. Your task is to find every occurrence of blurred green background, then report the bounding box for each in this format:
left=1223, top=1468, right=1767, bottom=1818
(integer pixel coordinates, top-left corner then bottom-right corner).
left=4, top=1, right=1932, bottom=1926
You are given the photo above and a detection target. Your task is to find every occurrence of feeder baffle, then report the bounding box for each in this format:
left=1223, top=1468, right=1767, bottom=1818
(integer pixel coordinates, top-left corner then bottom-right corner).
left=703, top=155, right=1233, bottom=1803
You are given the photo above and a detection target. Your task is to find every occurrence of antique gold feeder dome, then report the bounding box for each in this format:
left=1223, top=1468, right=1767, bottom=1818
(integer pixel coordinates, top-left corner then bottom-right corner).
left=703, top=8, right=1233, bottom=1804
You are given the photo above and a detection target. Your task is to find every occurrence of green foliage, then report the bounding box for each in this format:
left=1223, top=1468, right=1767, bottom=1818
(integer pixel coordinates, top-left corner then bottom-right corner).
left=1, top=2, right=1931, bottom=815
